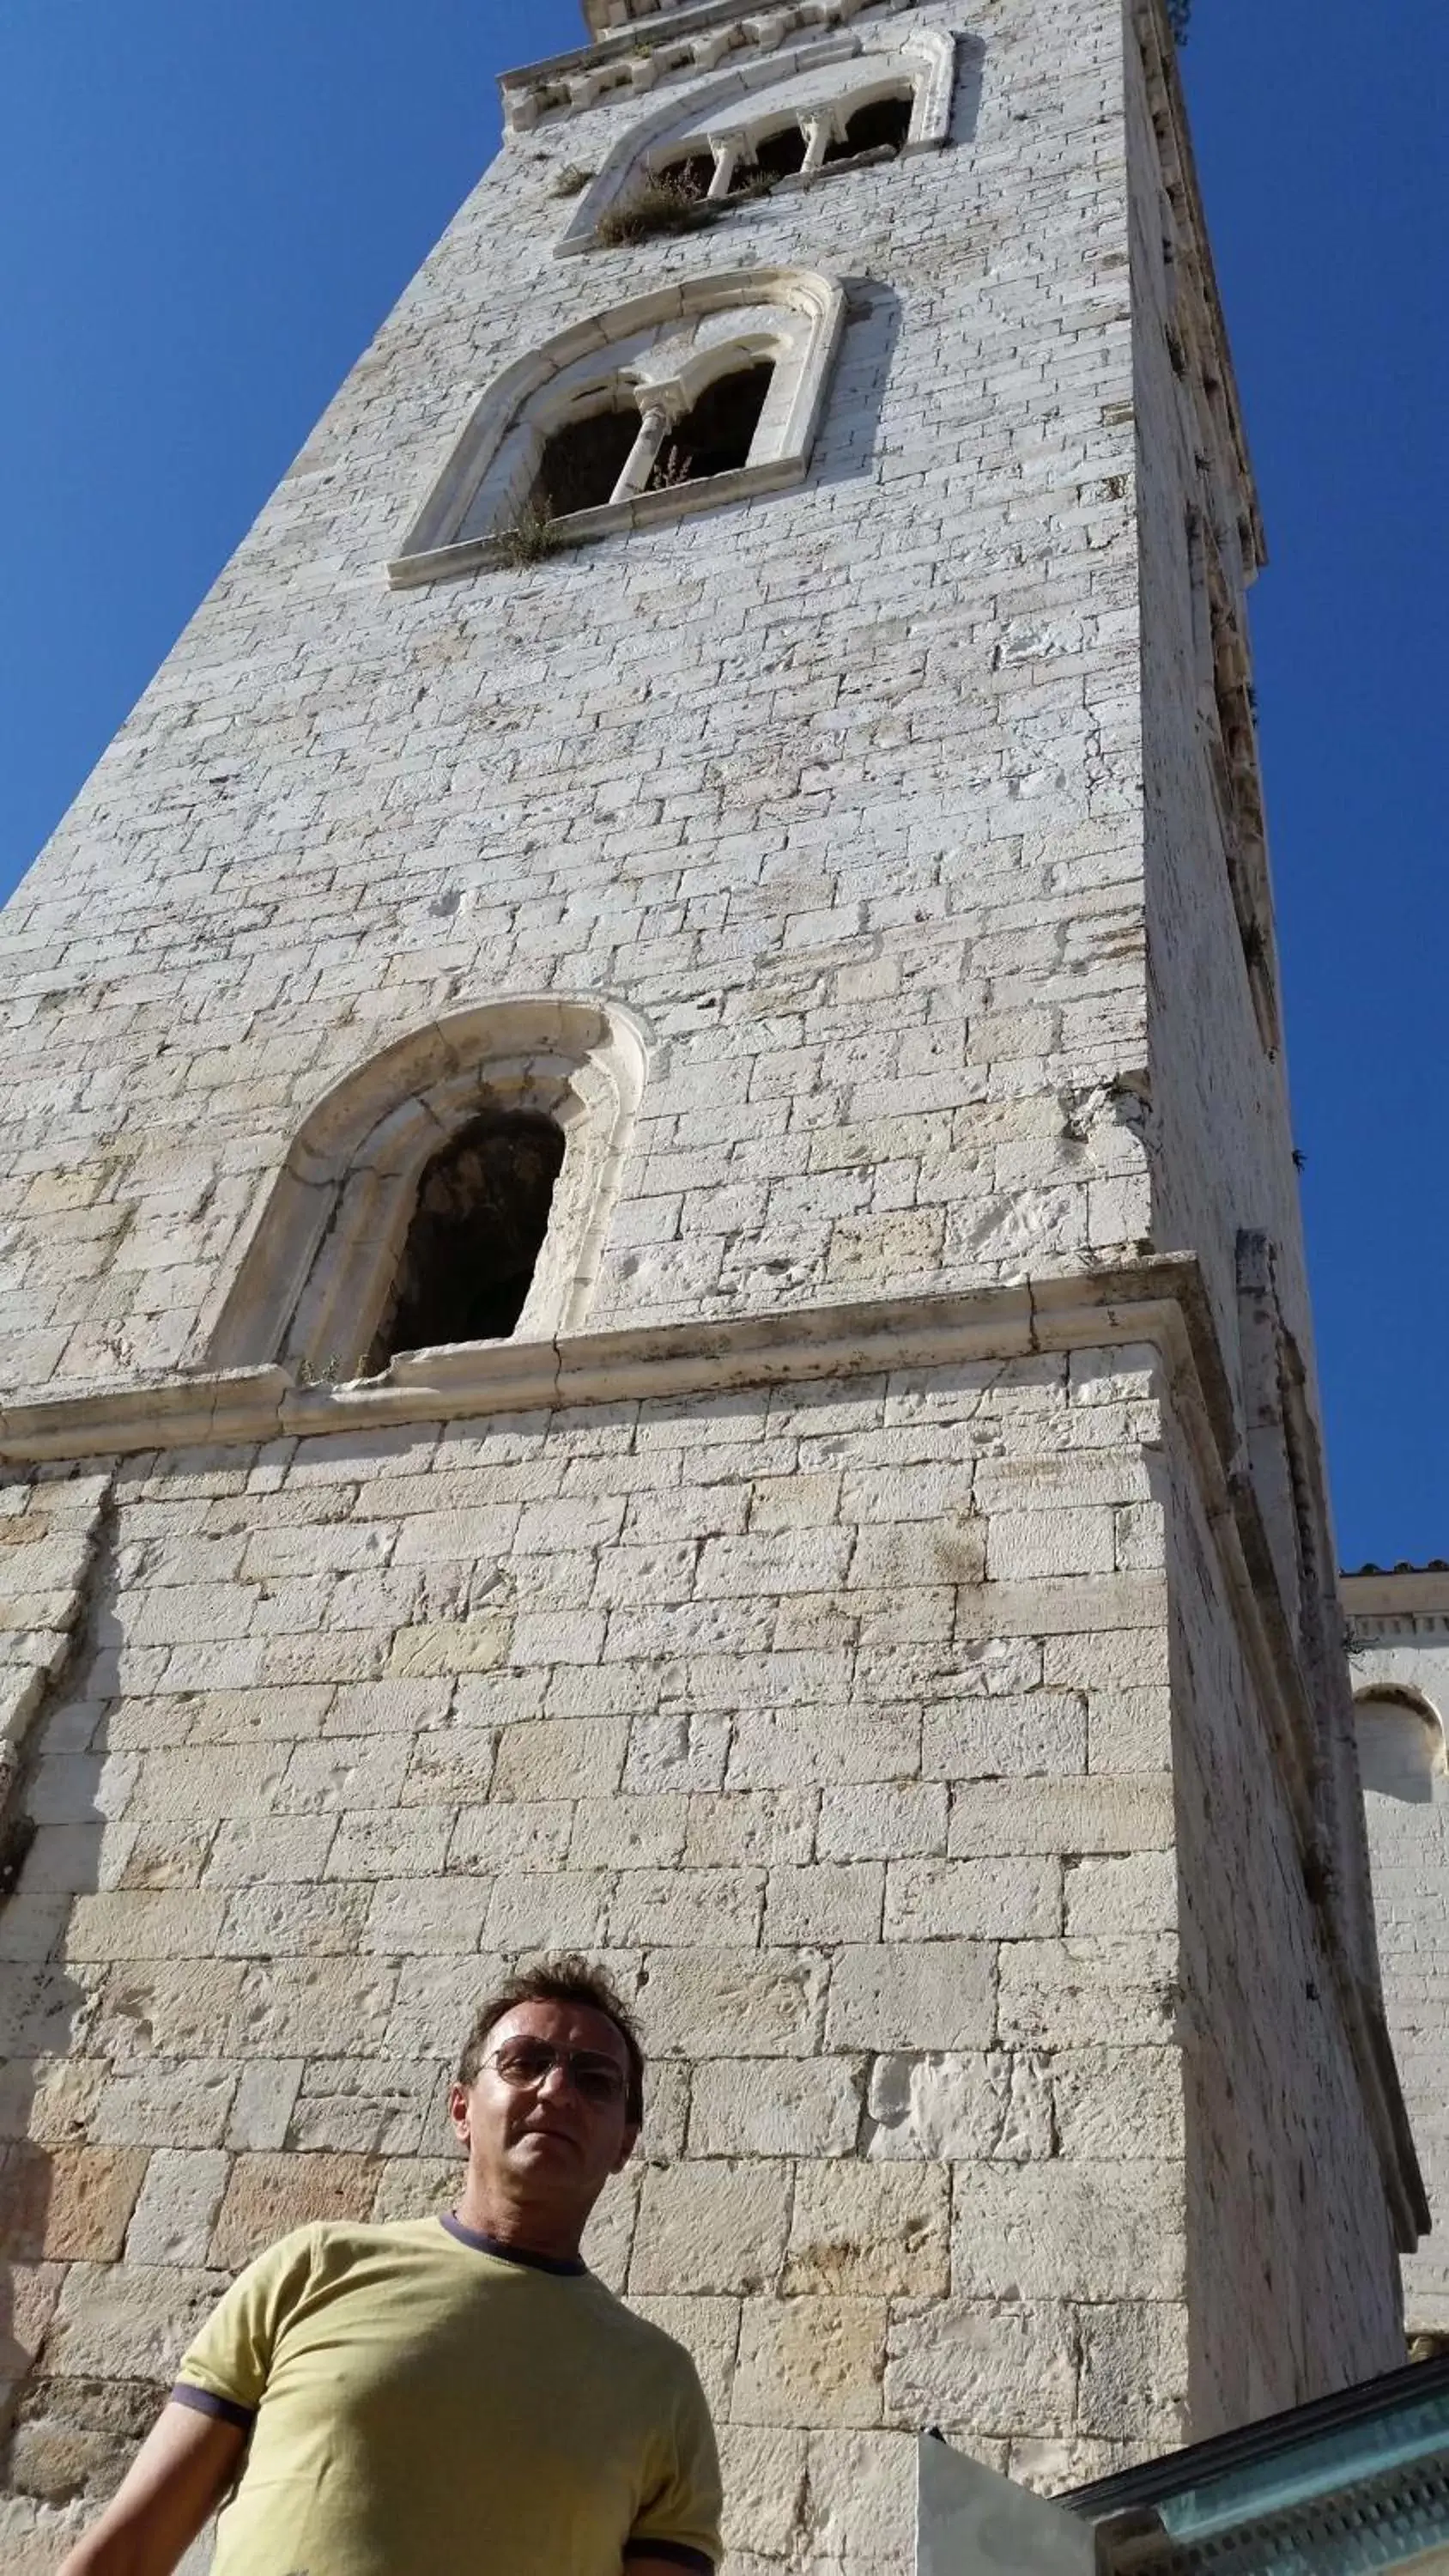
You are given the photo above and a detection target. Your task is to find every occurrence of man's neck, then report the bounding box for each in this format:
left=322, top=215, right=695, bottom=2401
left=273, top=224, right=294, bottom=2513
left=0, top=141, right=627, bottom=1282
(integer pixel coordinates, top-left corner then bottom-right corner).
left=452, top=2178, right=585, bottom=2265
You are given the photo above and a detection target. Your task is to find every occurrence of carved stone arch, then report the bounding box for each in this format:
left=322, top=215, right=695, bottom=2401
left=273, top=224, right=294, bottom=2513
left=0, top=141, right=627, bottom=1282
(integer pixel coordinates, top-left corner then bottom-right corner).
left=204, top=997, right=650, bottom=1376
left=1354, top=1685, right=1447, bottom=1802
left=555, top=26, right=961, bottom=257
left=389, top=268, right=846, bottom=586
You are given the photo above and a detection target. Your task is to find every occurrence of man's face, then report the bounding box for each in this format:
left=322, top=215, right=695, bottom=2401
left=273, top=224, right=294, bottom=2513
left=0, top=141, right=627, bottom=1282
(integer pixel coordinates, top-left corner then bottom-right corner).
left=449, top=1998, right=639, bottom=2218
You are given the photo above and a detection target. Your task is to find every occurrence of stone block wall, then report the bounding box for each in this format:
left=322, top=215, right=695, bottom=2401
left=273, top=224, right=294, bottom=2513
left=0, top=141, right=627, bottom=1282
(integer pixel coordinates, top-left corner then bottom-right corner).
left=0, top=1344, right=1198, bottom=2569
left=1161, top=1419, right=1404, bottom=2428
left=0, top=1322, right=1416, bottom=2567
left=0, top=0, right=1151, bottom=1398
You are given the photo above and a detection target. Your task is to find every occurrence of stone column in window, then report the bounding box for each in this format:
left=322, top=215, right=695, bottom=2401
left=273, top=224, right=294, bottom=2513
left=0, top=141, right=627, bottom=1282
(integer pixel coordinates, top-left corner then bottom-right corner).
left=609, top=398, right=672, bottom=503
left=706, top=136, right=740, bottom=200
left=801, top=112, right=834, bottom=177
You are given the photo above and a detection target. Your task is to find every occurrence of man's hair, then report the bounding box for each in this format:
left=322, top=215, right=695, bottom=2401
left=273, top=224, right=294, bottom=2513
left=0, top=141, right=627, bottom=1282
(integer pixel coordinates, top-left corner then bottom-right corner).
left=457, top=1953, right=646, bottom=2123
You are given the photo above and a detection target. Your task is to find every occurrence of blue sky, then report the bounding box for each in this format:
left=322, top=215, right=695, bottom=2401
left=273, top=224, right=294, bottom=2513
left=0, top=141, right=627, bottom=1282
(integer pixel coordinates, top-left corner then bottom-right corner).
left=0, top=0, right=1443, bottom=1562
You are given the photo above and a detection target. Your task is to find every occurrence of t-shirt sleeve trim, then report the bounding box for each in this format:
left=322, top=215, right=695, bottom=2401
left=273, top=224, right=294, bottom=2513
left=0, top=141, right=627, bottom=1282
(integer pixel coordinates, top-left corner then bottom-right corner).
left=621, top=2546, right=716, bottom=2572
left=171, top=2383, right=257, bottom=2431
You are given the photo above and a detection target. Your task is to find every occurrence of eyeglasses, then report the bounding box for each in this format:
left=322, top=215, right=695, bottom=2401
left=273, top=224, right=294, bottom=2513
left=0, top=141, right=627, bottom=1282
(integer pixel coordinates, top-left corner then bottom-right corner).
left=482, top=2038, right=629, bottom=2110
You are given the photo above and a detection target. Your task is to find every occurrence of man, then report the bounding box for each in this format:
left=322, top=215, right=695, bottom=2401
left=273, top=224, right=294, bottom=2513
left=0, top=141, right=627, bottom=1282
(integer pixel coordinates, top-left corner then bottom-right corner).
left=58, top=1954, right=721, bottom=2576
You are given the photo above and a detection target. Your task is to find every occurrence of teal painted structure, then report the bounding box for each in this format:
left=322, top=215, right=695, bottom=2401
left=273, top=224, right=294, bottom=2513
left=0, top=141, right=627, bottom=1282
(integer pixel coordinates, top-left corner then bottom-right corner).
left=1068, top=2355, right=1449, bottom=2573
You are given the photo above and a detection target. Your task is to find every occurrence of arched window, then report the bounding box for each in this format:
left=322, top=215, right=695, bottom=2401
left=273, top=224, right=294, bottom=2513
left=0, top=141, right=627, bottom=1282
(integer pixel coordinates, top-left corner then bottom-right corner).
left=1355, top=1690, right=1446, bottom=1804
left=824, top=90, right=915, bottom=164
left=524, top=350, right=779, bottom=526
left=745, top=118, right=811, bottom=184
left=369, top=1113, right=567, bottom=1367
left=554, top=31, right=961, bottom=258
left=654, top=148, right=715, bottom=206
left=203, top=999, right=647, bottom=1381
left=534, top=398, right=645, bottom=519
left=389, top=270, right=846, bottom=586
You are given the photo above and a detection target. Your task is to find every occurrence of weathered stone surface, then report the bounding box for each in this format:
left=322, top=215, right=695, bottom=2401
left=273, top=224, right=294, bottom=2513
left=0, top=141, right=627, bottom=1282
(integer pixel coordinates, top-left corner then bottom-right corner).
left=826, top=1943, right=997, bottom=2051
left=953, top=2160, right=1186, bottom=2302
left=688, top=2057, right=863, bottom=2160
left=882, top=2299, right=1076, bottom=2435
left=732, top=2297, right=888, bottom=2430
left=209, top=2152, right=381, bottom=2269
left=785, top=2161, right=949, bottom=2299
left=124, top=2152, right=229, bottom=2267
left=631, top=2161, right=791, bottom=2299
left=44, top=2264, right=223, bottom=2381
left=865, top=2052, right=1052, bottom=2164
left=0, top=2145, right=147, bottom=2264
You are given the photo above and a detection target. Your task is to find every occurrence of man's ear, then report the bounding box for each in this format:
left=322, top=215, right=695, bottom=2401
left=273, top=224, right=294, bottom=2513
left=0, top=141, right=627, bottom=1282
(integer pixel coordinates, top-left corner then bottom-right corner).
left=448, top=2081, right=473, bottom=2149
left=611, top=2122, right=641, bottom=2175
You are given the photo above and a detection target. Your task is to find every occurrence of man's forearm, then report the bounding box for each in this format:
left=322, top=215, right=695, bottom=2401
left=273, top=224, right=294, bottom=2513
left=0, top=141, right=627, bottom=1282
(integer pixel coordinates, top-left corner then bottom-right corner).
left=58, top=2531, right=148, bottom=2576
left=55, top=2402, right=246, bottom=2576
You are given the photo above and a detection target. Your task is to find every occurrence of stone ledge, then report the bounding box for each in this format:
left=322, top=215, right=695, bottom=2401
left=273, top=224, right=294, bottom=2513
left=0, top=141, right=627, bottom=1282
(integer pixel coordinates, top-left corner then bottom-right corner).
left=387, top=455, right=805, bottom=590
left=0, top=1256, right=1199, bottom=1467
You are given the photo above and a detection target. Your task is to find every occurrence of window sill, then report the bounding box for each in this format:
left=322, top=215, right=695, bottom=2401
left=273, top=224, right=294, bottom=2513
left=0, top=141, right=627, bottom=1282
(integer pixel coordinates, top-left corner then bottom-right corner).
left=386, top=453, right=804, bottom=587
left=557, top=140, right=932, bottom=259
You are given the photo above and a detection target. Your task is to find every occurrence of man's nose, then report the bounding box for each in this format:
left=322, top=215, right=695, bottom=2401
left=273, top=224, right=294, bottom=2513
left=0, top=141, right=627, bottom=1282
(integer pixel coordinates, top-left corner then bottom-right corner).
left=536, top=2057, right=574, bottom=2099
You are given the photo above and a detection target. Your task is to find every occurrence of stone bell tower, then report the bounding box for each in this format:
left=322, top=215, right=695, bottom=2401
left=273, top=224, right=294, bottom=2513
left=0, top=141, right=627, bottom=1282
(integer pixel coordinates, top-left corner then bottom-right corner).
left=0, top=0, right=1424, bottom=2566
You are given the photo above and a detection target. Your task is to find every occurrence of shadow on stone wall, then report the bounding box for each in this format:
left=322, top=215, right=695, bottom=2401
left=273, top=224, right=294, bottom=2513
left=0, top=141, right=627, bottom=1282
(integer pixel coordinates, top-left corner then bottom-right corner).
left=0, top=1475, right=146, bottom=2555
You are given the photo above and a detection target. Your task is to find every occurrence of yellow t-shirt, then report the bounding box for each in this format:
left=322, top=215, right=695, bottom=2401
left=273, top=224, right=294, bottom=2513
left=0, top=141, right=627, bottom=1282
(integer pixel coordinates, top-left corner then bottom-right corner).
left=173, top=2215, right=721, bottom=2576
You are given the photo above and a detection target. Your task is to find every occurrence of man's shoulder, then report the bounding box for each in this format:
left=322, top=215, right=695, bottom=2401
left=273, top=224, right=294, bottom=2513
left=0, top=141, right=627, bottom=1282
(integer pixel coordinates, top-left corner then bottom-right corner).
left=239, top=2215, right=440, bottom=2285
left=581, top=2280, right=710, bottom=2397
left=304, top=2216, right=445, bottom=2268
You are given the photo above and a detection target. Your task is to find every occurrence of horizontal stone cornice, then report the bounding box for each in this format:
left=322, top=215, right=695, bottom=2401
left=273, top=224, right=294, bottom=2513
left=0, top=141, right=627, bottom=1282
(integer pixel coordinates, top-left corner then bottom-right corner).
left=0, top=1255, right=1210, bottom=1467
left=499, top=0, right=919, bottom=134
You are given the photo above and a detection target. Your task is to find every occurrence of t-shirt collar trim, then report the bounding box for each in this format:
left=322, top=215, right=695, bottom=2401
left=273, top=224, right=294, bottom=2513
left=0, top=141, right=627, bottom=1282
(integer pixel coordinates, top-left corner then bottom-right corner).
left=440, top=2213, right=587, bottom=2275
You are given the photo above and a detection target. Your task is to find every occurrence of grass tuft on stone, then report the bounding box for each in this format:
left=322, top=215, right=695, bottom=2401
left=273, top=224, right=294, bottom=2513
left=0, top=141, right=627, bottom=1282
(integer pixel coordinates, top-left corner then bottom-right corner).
left=491, top=509, right=567, bottom=568
left=595, top=179, right=717, bottom=248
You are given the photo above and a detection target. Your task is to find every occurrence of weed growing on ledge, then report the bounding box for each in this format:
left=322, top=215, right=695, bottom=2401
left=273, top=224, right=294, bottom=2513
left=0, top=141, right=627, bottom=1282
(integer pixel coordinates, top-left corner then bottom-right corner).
left=491, top=509, right=567, bottom=568
left=596, top=177, right=717, bottom=247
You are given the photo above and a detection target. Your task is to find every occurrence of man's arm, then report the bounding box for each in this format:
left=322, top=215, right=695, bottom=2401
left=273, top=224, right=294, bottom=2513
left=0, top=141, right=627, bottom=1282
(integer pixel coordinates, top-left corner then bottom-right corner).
left=56, top=2400, right=247, bottom=2576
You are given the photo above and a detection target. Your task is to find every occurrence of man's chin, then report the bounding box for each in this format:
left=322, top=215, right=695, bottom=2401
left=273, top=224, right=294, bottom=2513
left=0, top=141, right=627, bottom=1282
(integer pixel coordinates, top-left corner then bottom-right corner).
left=511, top=2129, right=581, bottom=2161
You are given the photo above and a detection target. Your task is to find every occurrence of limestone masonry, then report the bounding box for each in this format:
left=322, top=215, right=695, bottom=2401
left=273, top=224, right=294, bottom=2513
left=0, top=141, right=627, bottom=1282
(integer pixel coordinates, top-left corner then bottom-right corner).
left=0, top=0, right=1428, bottom=2566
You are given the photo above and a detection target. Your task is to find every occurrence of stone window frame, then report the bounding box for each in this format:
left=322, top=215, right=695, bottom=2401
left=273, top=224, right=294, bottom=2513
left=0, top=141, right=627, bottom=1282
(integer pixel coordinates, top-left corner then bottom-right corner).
left=1353, top=1686, right=1448, bottom=1801
left=387, top=267, right=846, bottom=588
left=554, top=27, right=959, bottom=258
left=203, top=997, right=649, bottom=1382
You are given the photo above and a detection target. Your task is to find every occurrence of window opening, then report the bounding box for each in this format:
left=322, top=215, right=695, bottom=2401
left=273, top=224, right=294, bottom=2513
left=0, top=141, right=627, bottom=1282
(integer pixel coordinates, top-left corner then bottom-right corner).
left=534, top=404, right=643, bottom=519
left=746, top=122, right=809, bottom=183
left=369, top=1112, right=565, bottom=1365
left=823, top=91, right=913, bottom=162
left=649, top=362, right=775, bottom=489
left=658, top=149, right=716, bottom=203
left=1355, top=1696, right=1443, bottom=1804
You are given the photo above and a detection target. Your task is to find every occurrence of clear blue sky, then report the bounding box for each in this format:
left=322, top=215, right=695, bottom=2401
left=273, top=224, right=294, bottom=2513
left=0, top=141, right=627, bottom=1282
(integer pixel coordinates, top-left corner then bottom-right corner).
left=0, top=0, right=1443, bottom=1563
